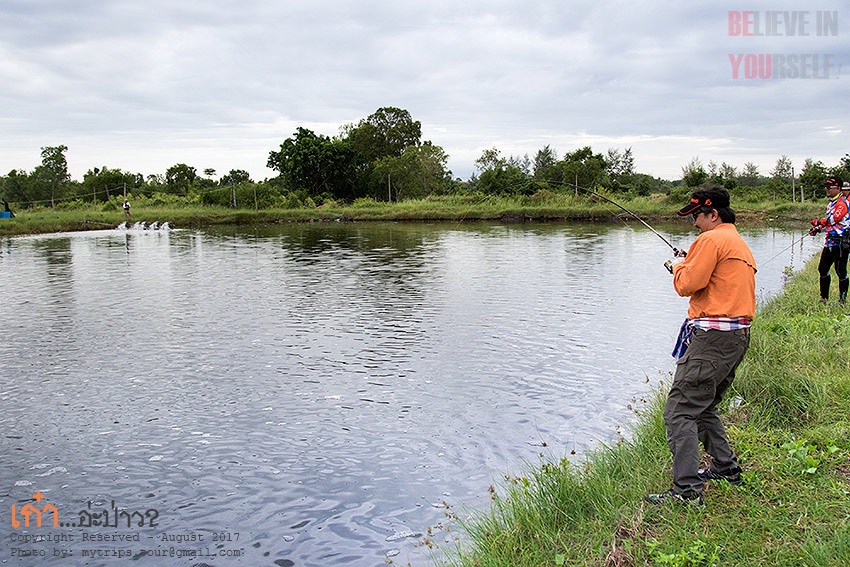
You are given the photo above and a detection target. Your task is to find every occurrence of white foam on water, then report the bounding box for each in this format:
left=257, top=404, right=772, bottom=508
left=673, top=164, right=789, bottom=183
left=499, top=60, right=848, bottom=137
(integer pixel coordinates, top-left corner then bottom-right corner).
left=115, top=221, right=172, bottom=232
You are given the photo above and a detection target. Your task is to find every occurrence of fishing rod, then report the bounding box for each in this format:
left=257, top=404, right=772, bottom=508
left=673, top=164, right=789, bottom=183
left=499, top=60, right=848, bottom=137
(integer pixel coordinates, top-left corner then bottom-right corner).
left=542, top=179, right=687, bottom=257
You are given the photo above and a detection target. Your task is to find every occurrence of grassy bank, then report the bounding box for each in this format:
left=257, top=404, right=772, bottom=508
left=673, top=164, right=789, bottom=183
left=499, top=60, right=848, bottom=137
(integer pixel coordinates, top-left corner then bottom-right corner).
left=0, top=193, right=823, bottom=237
left=441, top=259, right=850, bottom=567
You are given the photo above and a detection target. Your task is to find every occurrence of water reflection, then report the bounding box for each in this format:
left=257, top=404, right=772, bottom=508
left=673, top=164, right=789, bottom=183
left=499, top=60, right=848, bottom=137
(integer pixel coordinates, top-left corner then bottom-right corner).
left=0, top=222, right=817, bottom=566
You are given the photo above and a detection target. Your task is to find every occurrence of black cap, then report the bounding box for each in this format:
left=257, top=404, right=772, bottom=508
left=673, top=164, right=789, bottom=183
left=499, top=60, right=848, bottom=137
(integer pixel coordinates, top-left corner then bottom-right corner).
left=677, top=189, right=730, bottom=216
left=825, top=176, right=843, bottom=188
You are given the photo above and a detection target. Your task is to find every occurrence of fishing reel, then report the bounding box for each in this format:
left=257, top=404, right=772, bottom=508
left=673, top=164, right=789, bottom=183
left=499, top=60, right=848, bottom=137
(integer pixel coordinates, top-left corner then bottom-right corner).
left=664, top=248, right=687, bottom=274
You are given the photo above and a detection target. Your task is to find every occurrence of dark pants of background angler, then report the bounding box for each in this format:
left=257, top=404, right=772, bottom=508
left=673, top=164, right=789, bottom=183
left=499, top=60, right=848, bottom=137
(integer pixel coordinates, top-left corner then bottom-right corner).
left=663, top=327, right=750, bottom=498
left=817, top=245, right=849, bottom=302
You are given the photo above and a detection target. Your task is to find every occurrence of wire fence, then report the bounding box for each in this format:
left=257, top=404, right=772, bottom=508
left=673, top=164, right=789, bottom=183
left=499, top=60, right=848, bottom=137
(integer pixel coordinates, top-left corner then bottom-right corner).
left=2, top=181, right=247, bottom=209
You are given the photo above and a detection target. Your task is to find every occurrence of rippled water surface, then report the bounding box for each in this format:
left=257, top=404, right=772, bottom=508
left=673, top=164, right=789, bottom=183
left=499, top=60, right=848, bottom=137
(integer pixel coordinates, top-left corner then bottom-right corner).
left=0, top=221, right=816, bottom=566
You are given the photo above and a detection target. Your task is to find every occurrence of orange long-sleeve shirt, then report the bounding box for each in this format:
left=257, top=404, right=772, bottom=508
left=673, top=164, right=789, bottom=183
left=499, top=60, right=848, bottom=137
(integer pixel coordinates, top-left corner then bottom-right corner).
left=672, top=223, right=757, bottom=320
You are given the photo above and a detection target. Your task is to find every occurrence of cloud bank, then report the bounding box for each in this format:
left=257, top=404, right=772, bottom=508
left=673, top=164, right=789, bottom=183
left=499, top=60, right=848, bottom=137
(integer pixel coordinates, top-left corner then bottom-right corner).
left=1, top=0, right=847, bottom=181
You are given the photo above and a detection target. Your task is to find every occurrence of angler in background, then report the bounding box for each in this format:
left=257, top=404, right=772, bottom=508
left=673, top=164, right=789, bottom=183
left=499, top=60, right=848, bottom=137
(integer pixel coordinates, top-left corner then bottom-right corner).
left=647, top=186, right=756, bottom=506
left=809, top=176, right=849, bottom=305
left=1, top=199, right=13, bottom=218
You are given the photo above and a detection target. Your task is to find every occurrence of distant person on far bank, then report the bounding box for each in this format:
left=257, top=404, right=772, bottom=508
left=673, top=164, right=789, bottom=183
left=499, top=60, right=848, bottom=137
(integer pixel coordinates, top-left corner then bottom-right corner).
left=646, top=186, right=756, bottom=506
left=123, top=198, right=131, bottom=218
left=809, top=176, right=849, bottom=305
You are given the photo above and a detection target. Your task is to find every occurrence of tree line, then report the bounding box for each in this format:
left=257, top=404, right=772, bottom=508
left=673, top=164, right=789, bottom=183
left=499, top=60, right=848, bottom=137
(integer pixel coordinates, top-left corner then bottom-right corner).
left=680, top=154, right=850, bottom=203
left=1, top=106, right=848, bottom=209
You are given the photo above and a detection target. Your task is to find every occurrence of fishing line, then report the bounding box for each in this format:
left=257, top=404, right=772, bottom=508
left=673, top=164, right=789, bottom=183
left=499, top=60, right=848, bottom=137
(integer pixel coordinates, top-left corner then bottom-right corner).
left=757, top=233, right=811, bottom=268
left=541, top=179, right=686, bottom=256
left=451, top=192, right=493, bottom=230
left=517, top=178, right=813, bottom=272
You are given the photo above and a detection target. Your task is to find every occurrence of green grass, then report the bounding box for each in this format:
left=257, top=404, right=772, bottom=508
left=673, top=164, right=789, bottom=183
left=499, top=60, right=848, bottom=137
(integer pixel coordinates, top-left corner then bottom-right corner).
left=431, top=260, right=850, bottom=567
left=0, top=193, right=824, bottom=237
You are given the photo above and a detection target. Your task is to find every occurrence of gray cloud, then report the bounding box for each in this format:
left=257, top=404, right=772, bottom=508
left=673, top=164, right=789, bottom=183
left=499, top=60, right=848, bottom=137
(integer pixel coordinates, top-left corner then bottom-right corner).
left=1, top=0, right=847, bottom=181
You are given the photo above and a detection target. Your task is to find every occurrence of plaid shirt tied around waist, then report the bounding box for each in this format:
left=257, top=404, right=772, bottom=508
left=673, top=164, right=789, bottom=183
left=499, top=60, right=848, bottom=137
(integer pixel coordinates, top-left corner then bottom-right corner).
left=671, top=317, right=752, bottom=359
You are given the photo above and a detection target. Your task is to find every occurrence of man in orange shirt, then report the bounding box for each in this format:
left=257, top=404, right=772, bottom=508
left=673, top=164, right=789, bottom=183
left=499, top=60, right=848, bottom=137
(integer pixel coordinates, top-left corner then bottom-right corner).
left=646, top=187, right=757, bottom=505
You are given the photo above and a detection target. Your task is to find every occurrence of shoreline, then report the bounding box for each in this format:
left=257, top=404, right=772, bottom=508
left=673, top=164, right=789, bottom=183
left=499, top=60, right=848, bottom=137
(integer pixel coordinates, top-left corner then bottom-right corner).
left=0, top=199, right=822, bottom=238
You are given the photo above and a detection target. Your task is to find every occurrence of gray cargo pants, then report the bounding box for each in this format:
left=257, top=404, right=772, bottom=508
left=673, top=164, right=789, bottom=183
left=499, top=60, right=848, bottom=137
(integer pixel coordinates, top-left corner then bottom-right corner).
left=663, top=327, right=750, bottom=497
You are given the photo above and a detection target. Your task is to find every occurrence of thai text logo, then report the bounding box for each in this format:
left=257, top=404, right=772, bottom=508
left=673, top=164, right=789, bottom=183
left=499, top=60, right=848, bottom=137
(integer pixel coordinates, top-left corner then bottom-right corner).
left=10, top=491, right=58, bottom=529
left=9, top=490, right=159, bottom=529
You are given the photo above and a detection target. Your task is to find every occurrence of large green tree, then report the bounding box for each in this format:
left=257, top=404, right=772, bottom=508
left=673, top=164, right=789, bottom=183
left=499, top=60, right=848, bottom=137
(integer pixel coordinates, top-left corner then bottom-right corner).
left=836, top=153, right=850, bottom=180
left=473, top=147, right=534, bottom=195
left=81, top=166, right=141, bottom=203
left=267, top=127, right=355, bottom=200
left=343, top=107, right=423, bottom=198
left=1, top=169, right=35, bottom=206
left=767, top=155, right=795, bottom=202
left=738, top=162, right=761, bottom=187
left=165, top=163, right=197, bottom=195
left=799, top=158, right=828, bottom=200
left=770, top=155, right=793, bottom=180
left=681, top=156, right=708, bottom=188
left=372, top=142, right=452, bottom=201
left=557, top=146, right=607, bottom=191
left=32, top=145, right=70, bottom=207
left=347, top=106, right=422, bottom=163
left=605, top=147, right=635, bottom=178
left=220, top=169, right=252, bottom=186
left=410, top=142, right=452, bottom=195
left=533, top=145, right=559, bottom=181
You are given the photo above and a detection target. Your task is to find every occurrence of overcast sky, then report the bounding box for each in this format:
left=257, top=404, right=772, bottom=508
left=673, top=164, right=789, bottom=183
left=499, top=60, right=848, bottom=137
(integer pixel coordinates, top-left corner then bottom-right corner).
left=1, top=0, right=847, bottom=182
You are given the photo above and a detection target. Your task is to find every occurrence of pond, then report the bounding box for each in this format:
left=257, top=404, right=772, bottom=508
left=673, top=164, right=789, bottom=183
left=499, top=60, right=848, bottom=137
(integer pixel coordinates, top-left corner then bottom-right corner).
left=0, top=220, right=817, bottom=566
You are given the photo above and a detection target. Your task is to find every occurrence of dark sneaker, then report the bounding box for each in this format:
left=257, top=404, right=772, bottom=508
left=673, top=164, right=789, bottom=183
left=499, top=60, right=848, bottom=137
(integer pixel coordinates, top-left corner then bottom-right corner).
left=644, top=490, right=703, bottom=507
left=697, top=466, right=743, bottom=486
